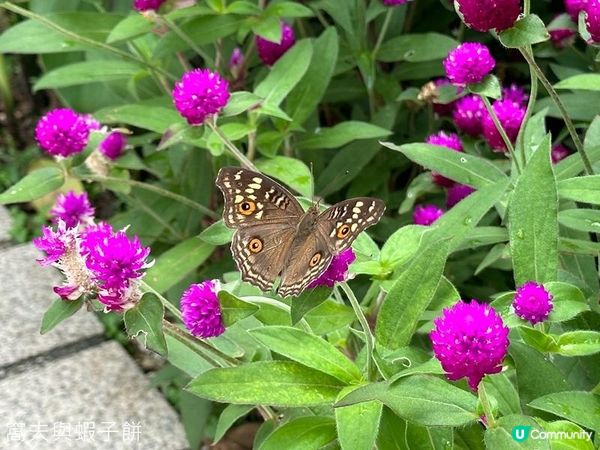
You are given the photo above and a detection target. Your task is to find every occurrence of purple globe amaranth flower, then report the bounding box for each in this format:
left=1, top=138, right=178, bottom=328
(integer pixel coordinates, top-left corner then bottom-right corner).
left=256, top=22, right=296, bottom=66
left=565, top=0, right=588, bottom=22
left=513, top=282, right=554, bottom=325
left=453, top=95, right=486, bottom=136
left=50, top=191, right=95, bottom=229
left=413, top=204, right=444, bottom=226
left=455, top=0, right=521, bottom=32
left=35, top=108, right=99, bottom=158
left=483, top=99, right=526, bottom=152
left=99, top=132, right=127, bottom=160
left=502, top=84, right=528, bottom=106
left=550, top=28, right=577, bottom=48
left=584, top=0, right=600, bottom=42
left=308, top=248, right=356, bottom=289
left=133, top=0, right=166, bottom=11
left=180, top=280, right=225, bottom=338
left=551, top=144, right=571, bottom=163
left=430, top=300, right=509, bottom=391
left=33, top=222, right=75, bottom=266
left=382, top=0, right=410, bottom=5
left=426, top=131, right=464, bottom=187
left=447, top=184, right=476, bottom=208
left=172, top=69, right=230, bottom=125
left=444, top=43, right=496, bottom=87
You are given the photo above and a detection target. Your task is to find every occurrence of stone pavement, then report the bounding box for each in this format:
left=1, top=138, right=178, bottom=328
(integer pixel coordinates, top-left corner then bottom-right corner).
left=0, top=207, right=188, bottom=449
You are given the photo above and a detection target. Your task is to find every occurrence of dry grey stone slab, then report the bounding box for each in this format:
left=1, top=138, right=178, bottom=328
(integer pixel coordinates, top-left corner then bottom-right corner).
left=0, top=206, right=11, bottom=242
left=0, top=341, right=188, bottom=450
left=0, top=243, right=104, bottom=366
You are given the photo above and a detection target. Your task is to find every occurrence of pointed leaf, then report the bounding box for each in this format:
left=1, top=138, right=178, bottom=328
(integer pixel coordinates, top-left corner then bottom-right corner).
left=123, top=294, right=167, bottom=355
left=218, top=291, right=259, bottom=326
left=529, top=392, right=600, bottom=433
left=259, top=416, right=336, bottom=450
left=40, top=298, right=84, bottom=335
left=0, top=167, right=64, bottom=205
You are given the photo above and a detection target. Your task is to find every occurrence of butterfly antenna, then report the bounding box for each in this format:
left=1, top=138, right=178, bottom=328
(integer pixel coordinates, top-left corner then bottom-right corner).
left=316, top=169, right=351, bottom=198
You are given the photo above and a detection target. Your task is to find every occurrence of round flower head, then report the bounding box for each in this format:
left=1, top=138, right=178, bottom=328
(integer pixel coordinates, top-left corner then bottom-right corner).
left=502, top=84, right=528, bottom=106
left=133, top=0, right=166, bottom=11
left=172, top=69, right=231, bottom=125
left=565, top=0, right=588, bottom=22
left=447, top=184, right=475, bottom=208
left=413, top=204, right=444, bottom=226
left=35, top=108, right=99, bottom=158
left=256, top=22, right=296, bottom=66
left=99, top=132, right=127, bottom=160
left=585, top=0, right=600, bottom=42
left=426, top=131, right=464, bottom=187
left=482, top=99, right=526, bottom=152
left=551, top=144, right=571, bottom=164
left=33, top=222, right=75, bottom=266
left=444, top=43, right=496, bottom=86
left=382, top=0, right=410, bottom=5
left=50, top=191, right=95, bottom=229
left=513, top=282, right=553, bottom=325
left=455, top=0, right=521, bottom=32
left=430, top=300, right=509, bottom=391
left=308, top=248, right=356, bottom=289
left=453, top=95, right=486, bottom=136
left=550, top=28, right=577, bottom=48
left=181, top=280, right=225, bottom=338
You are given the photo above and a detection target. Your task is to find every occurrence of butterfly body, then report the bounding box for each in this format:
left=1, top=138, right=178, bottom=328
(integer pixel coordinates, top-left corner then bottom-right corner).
left=216, top=167, right=385, bottom=297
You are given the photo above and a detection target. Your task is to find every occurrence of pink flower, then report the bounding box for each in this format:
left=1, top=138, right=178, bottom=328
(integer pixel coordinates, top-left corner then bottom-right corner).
left=50, top=191, right=95, bottom=229
left=513, top=282, right=553, bottom=325
left=430, top=300, right=509, bottom=391
left=550, top=28, right=577, bottom=48
left=133, top=0, right=166, bottom=11
left=382, top=0, right=410, bottom=5
left=99, top=132, right=127, bottom=160
left=181, top=280, right=225, bottom=338
left=444, top=43, right=496, bottom=86
left=551, top=144, right=571, bottom=163
left=453, top=95, right=486, bottom=136
left=256, top=22, right=296, bottom=66
left=33, top=222, right=74, bottom=266
left=585, top=0, right=600, bottom=42
left=455, top=0, right=521, bottom=32
left=308, top=248, right=356, bottom=289
left=413, top=204, right=444, bottom=226
left=482, top=99, right=526, bottom=152
left=502, top=84, right=528, bottom=106
left=35, top=108, right=99, bottom=157
left=426, top=131, right=464, bottom=187
left=565, top=0, right=588, bottom=22
left=447, top=184, right=476, bottom=208
left=172, top=69, right=230, bottom=125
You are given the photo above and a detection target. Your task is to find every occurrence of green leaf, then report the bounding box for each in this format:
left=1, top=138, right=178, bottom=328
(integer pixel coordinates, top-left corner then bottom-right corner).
left=556, top=331, right=600, bottom=356
left=469, top=74, right=502, bottom=99
left=377, top=33, right=458, bottom=63
left=483, top=373, right=522, bottom=416
left=255, top=39, right=313, bottom=107
left=298, top=121, right=391, bottom=150
left=251, top=14, right=282, bottom=42
left=509, top=135, right=558, bottom=285
left=123, top=294, right=167, bottom=355
left=375, top=239, right=449, bottom=349
left=519, top=327, right=559, bottom=353
left=259, top=416, right=336, bottom=450
left=95, top=103, right=184, bottom=134
left=529, top=391, right=600, bottom=434
left=213, top=404, right=255, bottom=444
left=545, top=282, right=589, bottom=322
left=379, top=225, right=428, bottom=270
left=555, top=145, right=600, bottom=180
left=382, top=142, right=508, bottom=188
left=106, top=13, right=152, bottom=43
left=289, top=287, right=332, bottom=325
left=222, top=91, right=263, bottom=117
left=559, top=208, right=600, bottom=233
left=555, top=74, right=600, bottom=91
left=335, top=394, right=382, bottom=450
left=537, top=419, right=595, bottom=450
left=499, top=14, right=550, bottom=48
left=145, top=238, right=215, bottom=293
left=558, top=176, right=600, bottom=205
left=256, top=156, right=313, bottom=198
left=377, top=408, right=409, bottom=450
left=485, top=414, right=550, bottom=450
left=186, top=361, right=345, bottom=407
left=40, top=298, right=84, bottom=335
left=218, top=291, right=259, bottom=326
left=0, top=167, right=64, bottom=205
left=249, top=326, right=362, bottom=384
left=337, top=375, right=478, bottom=427
left=265, top=2, right=314, bottom=18
left=165, top=334, right=213, bottom=378
left=287, top=28, right=338, bottom=125
left=34, top=60, right=141, bottom=90
left=198, top=220, right=234, bottom=245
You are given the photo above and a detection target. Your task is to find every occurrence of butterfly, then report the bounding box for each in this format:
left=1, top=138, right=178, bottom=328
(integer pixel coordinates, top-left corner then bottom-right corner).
left=215, top=167, right=385, bottom=297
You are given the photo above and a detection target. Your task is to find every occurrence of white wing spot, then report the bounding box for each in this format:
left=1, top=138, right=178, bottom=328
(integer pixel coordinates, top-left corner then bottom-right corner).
left=252, top=177, right=263, bottom=184
left=245, top=188, right=254, bottom=194
left=351, top=223, right=358, bottom=232
left=352, top=214, right=359, bottom=219
left=248, top=194, right=257, bottom=200
left=249, top=183, right=261, bottom=189
left=224, top=182, right=231, bottom=188
left=353, top=207, right=361, bottom=213
left=234, top=195, right=244, bottom=203
left=255, top=210, right=264, bottom=219
left=356, top=201, right=364, bottom=207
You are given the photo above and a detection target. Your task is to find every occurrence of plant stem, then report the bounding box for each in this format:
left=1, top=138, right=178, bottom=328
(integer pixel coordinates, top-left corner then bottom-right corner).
left=478, top=379, right=497, bottom=428
left=161, top=15, right=215, bottom=67
left=140, top=280, right=182, bottom=320
left=516, top=45, right=538, bottom=167
left=82, top=174, right=219, bottom=219
left=480, top=96, right=522, bottom=175
left=340, top=282, right=375, bottom=381
left=373, top=9, right=393, bottom=57
left=206, top=119, right=259, bottom=171
left=519, top=48, right=594, bottom=175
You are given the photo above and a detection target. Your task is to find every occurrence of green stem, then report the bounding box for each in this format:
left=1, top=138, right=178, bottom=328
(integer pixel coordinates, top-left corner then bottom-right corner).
left=161, top=16, right=216, bottom=67
left=0, top=2, right=176, bottom=81
left=340, top=282, right=374, bottom=381
left=206, top=119, right=259, bottom=171
left=480, top=96, right=522, bottom=175
left=140, top=280, right=182, bottom=320
left=373, top=8, right=393, bottom=57
left=82, top=174, right=219, bottom=219
left=516, top=46, right=538, bottom=167
left=478, top=379, right=497, bottom=428
left=519, top=48, right=594, bottom=175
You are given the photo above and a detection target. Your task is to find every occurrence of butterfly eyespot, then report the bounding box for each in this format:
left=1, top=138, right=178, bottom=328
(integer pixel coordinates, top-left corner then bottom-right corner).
left=238, top=200, right=256, bottom=215
left=248, top=238, right=263, bottom=253
left=336, top=224, right=351, bottom=239
left=309, top=252, right=322, bottom=267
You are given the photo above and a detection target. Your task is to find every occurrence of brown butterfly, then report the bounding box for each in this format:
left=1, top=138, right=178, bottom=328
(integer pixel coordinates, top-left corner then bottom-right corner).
left=216, top=167, right=385, bottom=297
